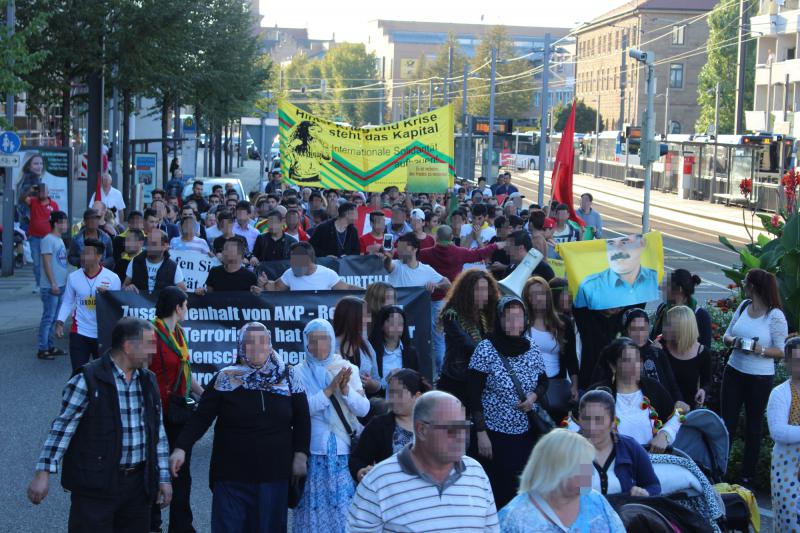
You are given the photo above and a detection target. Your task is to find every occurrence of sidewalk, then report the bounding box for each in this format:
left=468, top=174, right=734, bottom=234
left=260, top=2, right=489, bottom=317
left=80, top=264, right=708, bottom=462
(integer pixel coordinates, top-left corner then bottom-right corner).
left=519, top=169, right=758, bottom=243
left=0, top=264, right=43, bottom=335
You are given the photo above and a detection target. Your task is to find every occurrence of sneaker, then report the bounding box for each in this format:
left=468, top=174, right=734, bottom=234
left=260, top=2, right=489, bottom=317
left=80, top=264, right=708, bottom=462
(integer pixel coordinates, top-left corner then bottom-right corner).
left=47, top=347, right=67, bottom=356
left=36, top=350, right=55, bottom=360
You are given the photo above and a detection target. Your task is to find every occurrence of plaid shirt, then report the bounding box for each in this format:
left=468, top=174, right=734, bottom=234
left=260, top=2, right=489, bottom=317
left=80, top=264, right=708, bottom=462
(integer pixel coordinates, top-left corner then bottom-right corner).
left=36, top=360, right=170, bottom=483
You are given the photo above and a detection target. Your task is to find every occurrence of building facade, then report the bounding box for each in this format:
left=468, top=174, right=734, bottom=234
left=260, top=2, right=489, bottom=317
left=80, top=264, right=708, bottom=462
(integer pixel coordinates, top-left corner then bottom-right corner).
left=365, top=20, right=572, bottom=123
left=574, top=0, right=718, bottom=135
left=750, top=0, right=800, bottom=136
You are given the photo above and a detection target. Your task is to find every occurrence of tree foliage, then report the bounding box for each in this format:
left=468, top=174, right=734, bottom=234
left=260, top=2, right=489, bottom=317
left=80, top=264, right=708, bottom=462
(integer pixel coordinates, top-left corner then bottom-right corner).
left=422, top=33, right=469, bottom=125
left=551, top=99, right=602, bottom=133
left=696, top=0, right=757, bottom=134
left=281, top=43, right=379, bottom=126
left=468, top=26, right=534, bottom=122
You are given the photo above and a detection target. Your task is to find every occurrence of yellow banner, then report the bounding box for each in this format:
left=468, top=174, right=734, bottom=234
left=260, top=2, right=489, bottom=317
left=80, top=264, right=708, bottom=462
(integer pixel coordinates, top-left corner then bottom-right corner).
left=556, top=232, right=664, bottom=310
left=278, top=100, right=455, bottom=192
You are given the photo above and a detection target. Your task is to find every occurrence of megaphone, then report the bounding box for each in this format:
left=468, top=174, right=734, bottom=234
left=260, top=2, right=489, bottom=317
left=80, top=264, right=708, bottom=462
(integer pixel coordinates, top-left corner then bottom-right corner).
left=498, top=248, right=544, bottom=297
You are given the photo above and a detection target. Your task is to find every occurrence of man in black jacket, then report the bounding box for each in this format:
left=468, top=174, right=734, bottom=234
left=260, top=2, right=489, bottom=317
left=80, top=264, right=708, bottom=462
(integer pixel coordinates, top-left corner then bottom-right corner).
left=250, top=210, right=297, bottom=263
left=123, top=229, right=187, bottom=294
left=309, top=201, right=360, bottom=257
left=28, top=317, right=173, bottom=530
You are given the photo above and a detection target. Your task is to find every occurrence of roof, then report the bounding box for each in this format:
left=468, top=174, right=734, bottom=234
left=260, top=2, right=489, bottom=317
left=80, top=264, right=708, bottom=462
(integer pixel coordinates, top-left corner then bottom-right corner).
left=374, top=19, right=571, bottom=40
left=578, top=0, right=719, bottom=31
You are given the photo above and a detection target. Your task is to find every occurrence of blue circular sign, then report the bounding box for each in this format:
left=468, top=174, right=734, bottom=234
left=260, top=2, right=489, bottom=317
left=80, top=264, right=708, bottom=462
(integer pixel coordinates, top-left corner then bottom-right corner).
left=0, top=131, right=21, bottom=154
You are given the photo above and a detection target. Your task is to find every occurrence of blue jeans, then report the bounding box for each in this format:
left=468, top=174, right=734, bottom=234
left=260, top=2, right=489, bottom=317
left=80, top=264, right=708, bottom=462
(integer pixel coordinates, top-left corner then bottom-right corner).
left=29, top=236, right=42, bottom=287
left=211, top=480, right=288, bottom=533
left=39, top=286, right=64, bottom=350
left=431, top=299, right=445, bottom=378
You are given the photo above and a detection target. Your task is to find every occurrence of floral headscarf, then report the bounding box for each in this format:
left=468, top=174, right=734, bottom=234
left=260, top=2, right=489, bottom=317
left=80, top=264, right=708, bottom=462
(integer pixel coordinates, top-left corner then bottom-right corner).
left=214, top=322, right=301, bottom=395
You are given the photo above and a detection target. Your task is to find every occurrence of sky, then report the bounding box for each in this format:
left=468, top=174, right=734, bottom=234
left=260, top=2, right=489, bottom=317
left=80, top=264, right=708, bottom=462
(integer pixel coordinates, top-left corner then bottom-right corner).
left=258, top=0, right=630, bottom=43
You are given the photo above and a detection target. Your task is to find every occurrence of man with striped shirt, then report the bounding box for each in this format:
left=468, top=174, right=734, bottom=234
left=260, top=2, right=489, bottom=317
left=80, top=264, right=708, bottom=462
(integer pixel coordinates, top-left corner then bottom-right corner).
left=348, top=391, right=499, bottom=532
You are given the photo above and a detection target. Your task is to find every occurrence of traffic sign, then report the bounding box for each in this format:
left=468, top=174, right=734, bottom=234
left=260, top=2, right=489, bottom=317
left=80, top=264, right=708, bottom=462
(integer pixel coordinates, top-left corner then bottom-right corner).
left=0, top=154, right=20, bottom=167
left=0, top=131, right=21, bottom=154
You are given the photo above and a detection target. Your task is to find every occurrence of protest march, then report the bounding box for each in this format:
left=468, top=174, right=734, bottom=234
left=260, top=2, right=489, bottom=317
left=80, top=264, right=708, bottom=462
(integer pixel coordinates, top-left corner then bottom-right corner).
left=21, top=101, right=789, bottom=533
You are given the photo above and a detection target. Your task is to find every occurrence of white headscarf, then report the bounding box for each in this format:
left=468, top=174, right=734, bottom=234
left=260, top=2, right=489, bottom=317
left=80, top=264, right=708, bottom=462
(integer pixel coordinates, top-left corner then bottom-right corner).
left=297, top=318, right=341, bottom=395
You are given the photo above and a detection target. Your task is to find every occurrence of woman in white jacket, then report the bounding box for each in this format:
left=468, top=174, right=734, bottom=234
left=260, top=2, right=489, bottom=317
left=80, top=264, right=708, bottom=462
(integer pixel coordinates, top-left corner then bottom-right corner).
left=767, top=337, right=800, bottom=532
left=295, top=318, right=370, bottom=532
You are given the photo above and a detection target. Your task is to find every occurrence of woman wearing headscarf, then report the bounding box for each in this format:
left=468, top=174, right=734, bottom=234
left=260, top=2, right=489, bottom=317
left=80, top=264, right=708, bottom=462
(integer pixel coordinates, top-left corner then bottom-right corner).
left=294, top=319, right=370, bottom=532
left=467, top=296, right=549, bottom=509
left=170, top=322, right=310, bottom=533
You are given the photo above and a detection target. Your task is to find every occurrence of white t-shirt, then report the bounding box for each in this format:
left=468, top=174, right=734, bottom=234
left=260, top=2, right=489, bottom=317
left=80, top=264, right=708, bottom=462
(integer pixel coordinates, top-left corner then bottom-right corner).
left=125, top=258, right=185, bottom=293
left=205, top=225, right=223, bottom=245
left=387, top=260, right=444, bottom=288
left=460, top=224, right=496, bottom=270
left=280, top=264, right=341, bottom=291
left=57, top=267, right=121, bottom=338
left=529, top=327, right=561, bottom=378
left=169, top=236, right=210, bottom=255
left=89, top=187, right=126, bottom=224
left=726, top=301, right=788, bottom=375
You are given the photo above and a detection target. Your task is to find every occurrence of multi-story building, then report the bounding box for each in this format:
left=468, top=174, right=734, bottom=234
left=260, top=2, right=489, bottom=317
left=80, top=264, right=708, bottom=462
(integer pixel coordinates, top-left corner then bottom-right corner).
left=574, top=0, right=718, bottom=135
left=365, top=20, right=572, bottom=123
left=750, top=0, right=800, bottom=136
left=261, top=27, right=334, bottom=64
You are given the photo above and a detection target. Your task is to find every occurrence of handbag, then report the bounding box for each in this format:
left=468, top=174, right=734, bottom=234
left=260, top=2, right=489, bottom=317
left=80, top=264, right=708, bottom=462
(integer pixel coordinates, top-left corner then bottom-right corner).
left=330, top=395, right=360, bottom=450
left=540, top=378, right=574, bottom=419
left=159, top=350, right=196, bottom=426
left=498, top=354, right=553, bottom=437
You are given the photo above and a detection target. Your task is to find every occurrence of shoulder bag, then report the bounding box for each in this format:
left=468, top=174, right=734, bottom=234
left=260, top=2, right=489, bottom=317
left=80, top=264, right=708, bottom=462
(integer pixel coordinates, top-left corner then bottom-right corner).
left=330, top=394, right=360, bottom=450
left=497, top=354, right=553, bottom=437
left=159, top=350, right=196, bottom=426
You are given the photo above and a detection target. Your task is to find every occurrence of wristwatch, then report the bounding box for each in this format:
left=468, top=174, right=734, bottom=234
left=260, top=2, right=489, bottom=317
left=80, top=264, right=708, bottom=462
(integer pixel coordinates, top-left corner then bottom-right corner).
left=760, top=345, right=766, bottom=356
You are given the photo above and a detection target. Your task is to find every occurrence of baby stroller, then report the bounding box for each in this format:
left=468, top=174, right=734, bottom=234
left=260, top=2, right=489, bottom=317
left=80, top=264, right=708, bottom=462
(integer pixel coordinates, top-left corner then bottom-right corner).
left=673, top=409, right=752, bottom=532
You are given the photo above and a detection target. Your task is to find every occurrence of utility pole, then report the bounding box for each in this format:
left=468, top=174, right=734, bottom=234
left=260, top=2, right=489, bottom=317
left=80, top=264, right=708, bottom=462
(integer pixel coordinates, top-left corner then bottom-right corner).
left=445, top=46, right=453, bottom=105
left=416, top=86, right=421, bottom=116
left=537, top=33, right=551, bottom=205
left=734, top=0, right=747, bottom=134
left=86, top=74, right=104, bottom=206
left=111, top=66, right=120, bottom=187
left=663, top=86, right=670, bottom=137
left=460, top=63, right=469, bottom=178
left=594, top=94, right=600, bottom=178
left=2, top=0, right=16, bottom=276
left=712, top=82, right=720, bottom=189
left=488, top=47, right=497, bottom=182
left=428, top=78, right=433, bottom=112
left=766, top=55, right=774, bottom=130
left=379, top=57, right=385, bottom=125
left=630, top=48, right=656, bottom=233
left=619, top=32, right=628, bottom=130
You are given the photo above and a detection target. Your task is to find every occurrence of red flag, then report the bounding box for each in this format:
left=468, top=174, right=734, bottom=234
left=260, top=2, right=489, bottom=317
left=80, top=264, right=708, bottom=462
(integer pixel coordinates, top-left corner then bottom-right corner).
left=551, top=100, right=584, bottom=228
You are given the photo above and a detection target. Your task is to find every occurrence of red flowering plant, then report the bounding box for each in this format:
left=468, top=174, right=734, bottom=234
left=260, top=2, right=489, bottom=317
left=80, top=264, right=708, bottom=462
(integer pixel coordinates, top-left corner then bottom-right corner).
left=739, top=178, right=753, bottom=199
left=783, top=167, right=799, bottom=215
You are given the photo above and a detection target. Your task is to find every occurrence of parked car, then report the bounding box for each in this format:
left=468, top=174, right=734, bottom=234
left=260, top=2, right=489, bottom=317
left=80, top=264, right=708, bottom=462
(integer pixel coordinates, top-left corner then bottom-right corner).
left=181, top=177, right=246, bottom=201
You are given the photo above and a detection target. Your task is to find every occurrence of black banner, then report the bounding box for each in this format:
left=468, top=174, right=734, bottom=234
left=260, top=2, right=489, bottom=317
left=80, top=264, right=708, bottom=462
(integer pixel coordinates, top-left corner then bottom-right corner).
left=255, top=255, right=389, bottom=288
left=97, top=288, right=433, bottom=384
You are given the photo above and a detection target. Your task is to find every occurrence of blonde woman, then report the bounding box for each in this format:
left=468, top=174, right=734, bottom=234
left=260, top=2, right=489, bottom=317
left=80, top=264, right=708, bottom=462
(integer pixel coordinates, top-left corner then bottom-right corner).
left=663, top=305, right=711, bottom=410
left=498, top=429, right=625, bottom=532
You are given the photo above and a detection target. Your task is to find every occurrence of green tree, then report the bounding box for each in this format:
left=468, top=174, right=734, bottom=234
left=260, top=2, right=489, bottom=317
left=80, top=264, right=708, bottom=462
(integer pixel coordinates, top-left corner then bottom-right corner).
left=552, top=99, right=602, bottom=133
left=0, top=0, right=48, bottom=130
left=423, top=33, right=469, bottom=125
left=468, top=26, right=534, bottom=123
left=696, top=0, right=757, bottom=134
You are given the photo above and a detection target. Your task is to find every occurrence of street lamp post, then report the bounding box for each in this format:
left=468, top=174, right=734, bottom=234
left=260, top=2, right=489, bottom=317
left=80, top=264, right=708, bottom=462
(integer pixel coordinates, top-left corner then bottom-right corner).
left=629, top=48, right=656, bottom=233
left=594, top=94, right=600, bottom=178
left=488, top=47, right=497, bottom=183
left=537, top=33, right=551, bottom=205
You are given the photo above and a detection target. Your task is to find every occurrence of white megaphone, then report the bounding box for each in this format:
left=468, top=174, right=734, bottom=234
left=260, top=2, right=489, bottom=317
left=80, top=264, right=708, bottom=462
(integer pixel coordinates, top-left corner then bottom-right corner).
left=498, top=248, right=544, bottom=297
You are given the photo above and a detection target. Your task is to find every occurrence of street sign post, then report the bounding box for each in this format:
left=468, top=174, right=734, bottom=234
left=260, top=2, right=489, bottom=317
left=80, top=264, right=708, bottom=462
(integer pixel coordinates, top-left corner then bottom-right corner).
left=0, top=154, right=20, bottom=167
left=0, top=131, right=21, bottom=154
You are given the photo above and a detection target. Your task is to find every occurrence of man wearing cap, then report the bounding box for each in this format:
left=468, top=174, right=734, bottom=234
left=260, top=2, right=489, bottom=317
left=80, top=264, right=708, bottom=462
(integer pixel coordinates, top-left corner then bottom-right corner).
left=409, top=208, right=434, bottom=249
left=68, top=208, right=114, bottom=268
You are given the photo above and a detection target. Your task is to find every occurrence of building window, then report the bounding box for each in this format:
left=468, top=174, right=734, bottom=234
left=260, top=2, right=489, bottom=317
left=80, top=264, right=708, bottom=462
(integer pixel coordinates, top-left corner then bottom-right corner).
left=672, top=25, right=685, bottom=45
left=669, top=64, right=684, bottom=89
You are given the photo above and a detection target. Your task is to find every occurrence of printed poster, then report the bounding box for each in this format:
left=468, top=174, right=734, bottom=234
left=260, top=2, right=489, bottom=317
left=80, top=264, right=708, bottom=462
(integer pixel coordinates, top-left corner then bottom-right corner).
left=556, top=232, right=664, bottom=310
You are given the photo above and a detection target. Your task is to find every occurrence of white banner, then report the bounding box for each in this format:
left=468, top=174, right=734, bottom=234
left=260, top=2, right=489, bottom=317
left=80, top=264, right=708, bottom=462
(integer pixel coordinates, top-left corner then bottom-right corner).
left=169, top=249, right=220, bottom=291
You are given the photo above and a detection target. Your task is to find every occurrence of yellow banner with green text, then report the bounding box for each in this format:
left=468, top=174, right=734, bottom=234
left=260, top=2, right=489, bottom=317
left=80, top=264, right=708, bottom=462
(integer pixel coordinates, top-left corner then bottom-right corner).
left=278, top=100, right=455, bottom=192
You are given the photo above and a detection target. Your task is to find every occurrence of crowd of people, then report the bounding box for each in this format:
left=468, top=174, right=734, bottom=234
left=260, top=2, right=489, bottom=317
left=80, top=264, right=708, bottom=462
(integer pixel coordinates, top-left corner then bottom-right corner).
left=20, top=165, right=797, bottom=532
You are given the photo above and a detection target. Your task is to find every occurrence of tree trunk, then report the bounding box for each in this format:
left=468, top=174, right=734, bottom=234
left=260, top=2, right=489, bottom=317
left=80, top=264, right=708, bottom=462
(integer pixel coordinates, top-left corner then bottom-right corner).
left=60, top=85, right=71, bottom=148
left=214, top=122, right=222, bottom=177
left=223, top=122, right=229, bottom=174
left=122, top=90, right=132, bottom=209
left=161, top=96, right=170, bottom=188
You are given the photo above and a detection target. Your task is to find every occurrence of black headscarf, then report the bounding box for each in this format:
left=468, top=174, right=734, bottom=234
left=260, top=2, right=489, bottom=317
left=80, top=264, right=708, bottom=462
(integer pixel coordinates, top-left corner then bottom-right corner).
left=488, top=296, right=531, bottom=357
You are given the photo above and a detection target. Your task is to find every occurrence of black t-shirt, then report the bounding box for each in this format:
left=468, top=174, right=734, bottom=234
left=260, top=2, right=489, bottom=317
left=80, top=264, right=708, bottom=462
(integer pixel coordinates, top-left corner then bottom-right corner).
left=206, top=265, right=257, bottom=292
